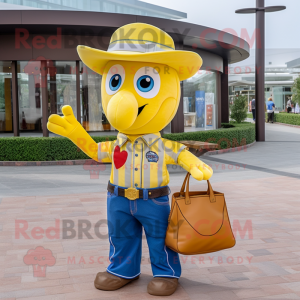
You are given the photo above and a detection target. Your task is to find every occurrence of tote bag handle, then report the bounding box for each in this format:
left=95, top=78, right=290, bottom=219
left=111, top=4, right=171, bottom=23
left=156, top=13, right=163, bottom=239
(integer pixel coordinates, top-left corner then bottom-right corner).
left=180, top=172, right=215, bottom=205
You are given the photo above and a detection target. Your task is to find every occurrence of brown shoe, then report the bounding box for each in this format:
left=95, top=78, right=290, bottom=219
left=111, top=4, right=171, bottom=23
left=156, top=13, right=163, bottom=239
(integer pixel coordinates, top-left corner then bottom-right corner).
left=94, top=271, right=139, bottom=291
left=147, top=277, right=178, bottom=296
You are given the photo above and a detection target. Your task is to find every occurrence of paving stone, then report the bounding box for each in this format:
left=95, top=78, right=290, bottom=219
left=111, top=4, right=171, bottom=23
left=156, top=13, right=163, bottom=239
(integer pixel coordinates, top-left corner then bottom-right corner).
left=248, top=249, right=273, bottom=256
left=0, top=288, right=45, bottom=299
left=1, top=124, right=300, bottom=299
left=262, top=238, right=277, bottom=243
left=224, top=273, right=249, bottom=282
left=253, top=261, right=291, bottom=276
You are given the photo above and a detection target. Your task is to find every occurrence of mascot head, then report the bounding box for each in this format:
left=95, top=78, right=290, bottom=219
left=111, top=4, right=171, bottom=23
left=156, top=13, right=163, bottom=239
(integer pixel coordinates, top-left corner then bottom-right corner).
left=77, top=23, right=202, bottom=134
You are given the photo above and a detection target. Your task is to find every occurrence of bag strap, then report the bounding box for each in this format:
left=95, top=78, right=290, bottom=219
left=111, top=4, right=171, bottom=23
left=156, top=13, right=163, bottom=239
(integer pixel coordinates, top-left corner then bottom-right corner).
left=180, top=172, right=190, bottom=194
left=207, top=180, right=216, bottom=203
left=180, top=172, right=215, bottom=205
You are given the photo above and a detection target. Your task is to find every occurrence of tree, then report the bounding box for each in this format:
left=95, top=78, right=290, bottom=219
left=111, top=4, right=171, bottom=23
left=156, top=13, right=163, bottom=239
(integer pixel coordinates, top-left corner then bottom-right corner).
left=292, top=77, right=300, bottom=106
left=230, top=94, right=248, bottom=123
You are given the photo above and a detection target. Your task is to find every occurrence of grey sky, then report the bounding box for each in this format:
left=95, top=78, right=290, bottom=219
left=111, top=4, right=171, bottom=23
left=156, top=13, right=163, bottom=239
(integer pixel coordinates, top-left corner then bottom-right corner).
left=144, top=0, right=300, bottom=49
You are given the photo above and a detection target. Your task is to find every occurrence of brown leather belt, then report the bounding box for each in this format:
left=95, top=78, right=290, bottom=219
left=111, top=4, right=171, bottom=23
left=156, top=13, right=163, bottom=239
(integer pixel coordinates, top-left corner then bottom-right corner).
left=107, top=182, right=170, bottom=200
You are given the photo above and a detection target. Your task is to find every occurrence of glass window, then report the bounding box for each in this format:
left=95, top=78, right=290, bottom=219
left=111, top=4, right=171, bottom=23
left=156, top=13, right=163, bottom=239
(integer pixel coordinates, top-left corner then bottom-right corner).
left=23, top=0, right=37, bottom=7
left=48, top=0, right=62, bottom=4
left=182, top=70, right=218, bottom=132
left=76, top=0, right=91, bottom=10
left=162, top=122, right=171, bottom=134
left=6, top=0, right=22, bottom=4
left=0, top=61, right=13, bottom=133
left=102, top=1, right=115, bottom=12
left=18, top=61, right=44, bottom=136
left=48, top=61, right=77, bottom=117
left=17, top=60, right=77, bottom=136
left=272, top=86, right=284, bottom=111
left=91, top=0, right=101, bottom=11
left=62, top=0, right=76, bottom=8
left=80, top=62, right=115, bottom=132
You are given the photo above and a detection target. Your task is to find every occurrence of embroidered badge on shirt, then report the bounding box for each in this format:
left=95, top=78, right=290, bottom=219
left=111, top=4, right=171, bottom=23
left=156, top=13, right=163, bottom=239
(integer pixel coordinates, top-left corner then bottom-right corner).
left=146, top=151, right=159, bottom=163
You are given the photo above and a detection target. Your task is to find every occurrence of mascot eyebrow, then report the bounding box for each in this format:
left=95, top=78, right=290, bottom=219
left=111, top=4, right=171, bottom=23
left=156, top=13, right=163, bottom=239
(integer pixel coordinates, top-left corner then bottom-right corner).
left=47, top=22, right=213, bottom=297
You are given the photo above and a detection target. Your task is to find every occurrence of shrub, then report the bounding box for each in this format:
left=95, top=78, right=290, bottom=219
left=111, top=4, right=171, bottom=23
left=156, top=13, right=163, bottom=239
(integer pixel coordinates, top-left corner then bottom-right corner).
left=292, top=77, right=300, bottom=106
left=221, top=123, right=235, bottom=128
left=273, top=112, right=300, bottom=125
left=0, top=136, right=117, bottom=162
left=230, top=95, right=248, bottom=123
left=163, top=123, right=255, bottom=150
left=247, top=112, right=300, bottom=125
left=0, top=124, right=255, bottom=161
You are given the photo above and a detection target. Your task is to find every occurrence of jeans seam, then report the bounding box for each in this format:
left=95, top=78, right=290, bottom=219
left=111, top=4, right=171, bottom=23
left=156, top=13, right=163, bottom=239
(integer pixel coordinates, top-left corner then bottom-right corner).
left=134, top=200, right=137, bottom=214
left=130, top=200, right=137, bottom=215
left=130, top=201, right=134, bottom=215
left=151, top=198, right=169, bottom=206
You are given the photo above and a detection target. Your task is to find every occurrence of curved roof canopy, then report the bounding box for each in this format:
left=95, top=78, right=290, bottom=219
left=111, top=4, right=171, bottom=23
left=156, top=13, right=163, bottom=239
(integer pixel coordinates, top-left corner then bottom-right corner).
left=0, top=10, right=250, bottom=64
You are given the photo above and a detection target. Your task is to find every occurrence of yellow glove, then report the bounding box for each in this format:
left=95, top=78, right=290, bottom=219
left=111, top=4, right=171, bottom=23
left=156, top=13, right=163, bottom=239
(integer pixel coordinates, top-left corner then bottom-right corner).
left=178, top=149, right=213, bottom=181
left=47, top=105, right=98, bottom=161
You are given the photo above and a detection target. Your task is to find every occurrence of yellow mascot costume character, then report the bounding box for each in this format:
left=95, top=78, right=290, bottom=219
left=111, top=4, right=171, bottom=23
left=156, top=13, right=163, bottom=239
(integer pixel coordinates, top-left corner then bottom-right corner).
left=47, top=23, right=213, bottom=296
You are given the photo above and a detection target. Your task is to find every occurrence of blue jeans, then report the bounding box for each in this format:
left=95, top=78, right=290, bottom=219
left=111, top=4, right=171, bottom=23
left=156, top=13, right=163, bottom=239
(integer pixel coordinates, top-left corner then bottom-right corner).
left=106, top=185, right=181, bottom=279
left=252, top=109, right=256, bottom=121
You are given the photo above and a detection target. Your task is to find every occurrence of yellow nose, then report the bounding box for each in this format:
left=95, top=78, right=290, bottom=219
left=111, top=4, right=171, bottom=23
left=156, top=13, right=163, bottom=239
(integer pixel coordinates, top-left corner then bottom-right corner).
left=106, top=90, right=138, bottom=131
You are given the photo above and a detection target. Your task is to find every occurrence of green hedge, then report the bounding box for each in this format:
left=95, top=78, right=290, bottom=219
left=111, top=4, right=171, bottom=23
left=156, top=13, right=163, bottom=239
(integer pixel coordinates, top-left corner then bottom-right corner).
left=0, top=123, right=255, bottom=161
left=0, top=136, right=116, bottom=162
left=247, top=112, right=300, bottom=125
left=221, top=123, right=235, bottom=128
left=163, top=123, right=255, bottom=150
left=273, top=113, right=300, bottom=125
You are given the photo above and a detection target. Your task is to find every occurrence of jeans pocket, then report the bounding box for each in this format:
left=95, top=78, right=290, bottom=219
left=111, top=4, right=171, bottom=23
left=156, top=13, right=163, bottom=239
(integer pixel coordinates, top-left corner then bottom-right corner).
left=151, top=195, right=170, bottom=206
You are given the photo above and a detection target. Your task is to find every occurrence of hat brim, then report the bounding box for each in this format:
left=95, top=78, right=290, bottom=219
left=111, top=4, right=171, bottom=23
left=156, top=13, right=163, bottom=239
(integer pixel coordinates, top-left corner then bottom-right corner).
left=77, top=45, right=202, bottom=81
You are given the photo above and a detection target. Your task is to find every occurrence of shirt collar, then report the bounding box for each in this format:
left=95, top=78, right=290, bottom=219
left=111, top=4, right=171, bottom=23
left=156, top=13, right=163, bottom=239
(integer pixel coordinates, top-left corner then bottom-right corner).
left=117, top=132, right=161, bottom=147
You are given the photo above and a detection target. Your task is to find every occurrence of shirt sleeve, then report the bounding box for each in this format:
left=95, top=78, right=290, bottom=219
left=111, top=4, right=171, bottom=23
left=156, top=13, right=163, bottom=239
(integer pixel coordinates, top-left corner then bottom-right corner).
left=97, top=140, right=115, bottom=163
left=163, top=139, right=187, bottom=165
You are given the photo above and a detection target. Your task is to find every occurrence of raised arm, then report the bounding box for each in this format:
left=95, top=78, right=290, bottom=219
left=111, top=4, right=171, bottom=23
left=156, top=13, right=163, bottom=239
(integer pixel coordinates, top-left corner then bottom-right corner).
left=47, top=105, right=99, bottom=161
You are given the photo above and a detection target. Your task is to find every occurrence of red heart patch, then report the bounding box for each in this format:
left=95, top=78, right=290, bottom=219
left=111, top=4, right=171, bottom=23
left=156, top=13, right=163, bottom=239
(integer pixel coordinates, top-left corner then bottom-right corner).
left=113, top=145, right=128, bottom=169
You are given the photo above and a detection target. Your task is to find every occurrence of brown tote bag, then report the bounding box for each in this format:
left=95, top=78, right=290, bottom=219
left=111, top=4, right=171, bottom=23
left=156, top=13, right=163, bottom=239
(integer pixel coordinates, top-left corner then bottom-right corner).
left=165, top=173, right=236, bottom=255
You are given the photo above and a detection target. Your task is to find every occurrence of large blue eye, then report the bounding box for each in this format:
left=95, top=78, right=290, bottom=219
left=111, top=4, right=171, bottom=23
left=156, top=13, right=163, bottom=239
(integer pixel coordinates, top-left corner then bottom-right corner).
left=109, top=74, right=122, bottom=91
left=136, top=75, right=154, bottom=92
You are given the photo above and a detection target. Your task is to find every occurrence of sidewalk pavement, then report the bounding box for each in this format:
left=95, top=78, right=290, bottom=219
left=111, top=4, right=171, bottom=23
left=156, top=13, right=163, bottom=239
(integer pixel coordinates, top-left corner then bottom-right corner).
left=0, top=123, right=300, bottom=300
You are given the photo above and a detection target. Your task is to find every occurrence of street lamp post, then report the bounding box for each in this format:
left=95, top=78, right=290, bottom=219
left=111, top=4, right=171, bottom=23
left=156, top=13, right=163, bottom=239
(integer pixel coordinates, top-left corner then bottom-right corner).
left=236, top=1, right=286, bottom=142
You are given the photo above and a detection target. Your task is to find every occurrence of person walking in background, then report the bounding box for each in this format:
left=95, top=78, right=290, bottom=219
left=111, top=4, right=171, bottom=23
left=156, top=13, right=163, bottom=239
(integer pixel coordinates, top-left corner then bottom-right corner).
left=267, top=97, right=275, bottom=123
left=287, top=97, right=292, bottom=113
left=250, top=98, right=256, bottom=121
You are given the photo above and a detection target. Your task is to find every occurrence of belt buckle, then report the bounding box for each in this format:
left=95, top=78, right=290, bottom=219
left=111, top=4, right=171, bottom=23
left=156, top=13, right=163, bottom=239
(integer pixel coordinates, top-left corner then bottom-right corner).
left=125, top=187, right=139, bottom=200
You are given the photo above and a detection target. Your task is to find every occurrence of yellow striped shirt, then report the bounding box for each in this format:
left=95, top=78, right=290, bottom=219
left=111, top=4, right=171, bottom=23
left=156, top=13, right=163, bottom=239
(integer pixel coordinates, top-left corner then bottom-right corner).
left=97, top=132, right=186, bottom=188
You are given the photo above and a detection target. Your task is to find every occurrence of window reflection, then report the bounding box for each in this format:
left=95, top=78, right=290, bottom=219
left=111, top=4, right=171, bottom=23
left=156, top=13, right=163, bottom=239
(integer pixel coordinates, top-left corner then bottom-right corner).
left=183, top=71, right=218, bottom=131
left=18, top=61, right=43, bottom=135
left=48, top=61, right=77, bottom=116
left=80, top=62, right=115, bottom=132
left=17, top=60, right=77, bottom=136
left=0, top=61, right=13, bottom=133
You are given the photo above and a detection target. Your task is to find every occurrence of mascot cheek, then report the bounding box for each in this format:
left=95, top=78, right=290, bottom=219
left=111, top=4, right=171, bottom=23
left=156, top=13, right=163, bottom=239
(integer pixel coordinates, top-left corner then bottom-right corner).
left=154, top=97, right=177, bottom=127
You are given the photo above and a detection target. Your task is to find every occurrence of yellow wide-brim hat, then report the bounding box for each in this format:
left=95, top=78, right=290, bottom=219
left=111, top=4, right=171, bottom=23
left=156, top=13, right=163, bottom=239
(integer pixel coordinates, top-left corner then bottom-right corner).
left=77, top=23, right=202, bottom=81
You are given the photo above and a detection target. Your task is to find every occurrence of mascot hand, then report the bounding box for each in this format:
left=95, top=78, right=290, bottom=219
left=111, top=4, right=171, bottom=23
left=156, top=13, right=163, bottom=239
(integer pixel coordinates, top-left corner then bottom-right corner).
left=47, top=105, right=79, bottom=137
left=47, top=105, right=99, bottom=161
left=178, top=149, right=213, bottom=181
